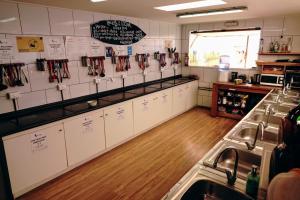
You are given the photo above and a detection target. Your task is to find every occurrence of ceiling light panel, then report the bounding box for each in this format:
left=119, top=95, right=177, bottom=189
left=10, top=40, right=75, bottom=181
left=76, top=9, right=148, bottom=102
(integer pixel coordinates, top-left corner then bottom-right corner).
left=177, top=6, right=247, bottom=18
left=154, top=0, right=226, bottom=12
left=90, top=0, right=106, bottom=2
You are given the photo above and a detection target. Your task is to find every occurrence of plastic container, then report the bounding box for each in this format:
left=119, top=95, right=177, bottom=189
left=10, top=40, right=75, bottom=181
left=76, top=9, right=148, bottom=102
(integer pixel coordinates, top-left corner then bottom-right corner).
left=246, top=165, right=260, bottom=199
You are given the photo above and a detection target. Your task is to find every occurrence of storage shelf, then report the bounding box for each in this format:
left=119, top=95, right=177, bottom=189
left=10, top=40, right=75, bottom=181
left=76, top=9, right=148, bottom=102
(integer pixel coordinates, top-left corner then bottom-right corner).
left=217, top=111, right=243, bottom=120
left=256, top=61, right=300, bottom=67
left=259, top=52, right=300, bottom=56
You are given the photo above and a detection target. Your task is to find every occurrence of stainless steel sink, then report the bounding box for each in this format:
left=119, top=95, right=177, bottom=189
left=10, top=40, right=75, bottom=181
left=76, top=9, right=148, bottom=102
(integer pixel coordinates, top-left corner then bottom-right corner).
left=265, top=94, right=299, bottom=106
left=229, top=121, right=279, bottom=146
left=257, top=103, right=292, bottom=114
left=203, top=148, right=261, bottom=180
left=181, top=179, right=254, bottom=200
left=271, top=89, right=299, bottom=98
left=246, top=111, right=282, bottom=127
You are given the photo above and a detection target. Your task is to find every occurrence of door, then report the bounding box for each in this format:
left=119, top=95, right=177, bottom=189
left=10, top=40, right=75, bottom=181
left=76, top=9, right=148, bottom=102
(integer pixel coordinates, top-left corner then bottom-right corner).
left=3, top=123, right=67, bottom=196
left=133, top=94, right=153, bottom=134
left=64, top=110, right=106, bottom=166
left=172, top=84, right=187, bottom=115
left=104, top=101, right=134, bottom=148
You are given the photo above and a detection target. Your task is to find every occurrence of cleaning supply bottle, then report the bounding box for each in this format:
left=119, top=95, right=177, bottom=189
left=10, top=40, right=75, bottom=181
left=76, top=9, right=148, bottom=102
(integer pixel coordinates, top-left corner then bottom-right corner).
left=246, top=165, right=260, bottom=199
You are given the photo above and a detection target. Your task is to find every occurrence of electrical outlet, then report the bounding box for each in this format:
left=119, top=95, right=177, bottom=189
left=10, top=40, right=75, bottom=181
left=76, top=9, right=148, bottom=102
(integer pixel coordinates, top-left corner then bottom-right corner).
left=57, top=84, right=67, bottom=91
left=7, top=92, right=21, bottom=99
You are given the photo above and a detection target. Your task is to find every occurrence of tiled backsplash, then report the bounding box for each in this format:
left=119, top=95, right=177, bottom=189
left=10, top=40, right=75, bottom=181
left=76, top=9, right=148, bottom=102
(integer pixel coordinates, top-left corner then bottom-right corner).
left=0, top=1, right=182, bottom=114
left=181, top=14, right=300, bottom=107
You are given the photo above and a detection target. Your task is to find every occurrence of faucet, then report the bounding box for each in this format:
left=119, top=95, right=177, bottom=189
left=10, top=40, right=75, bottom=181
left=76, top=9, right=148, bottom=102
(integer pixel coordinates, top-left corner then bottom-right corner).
left=213, top=147, right=239, bottom=185
left=245, top=122, right=265, bottom=150
left=264, top=104, right=275, bottom=128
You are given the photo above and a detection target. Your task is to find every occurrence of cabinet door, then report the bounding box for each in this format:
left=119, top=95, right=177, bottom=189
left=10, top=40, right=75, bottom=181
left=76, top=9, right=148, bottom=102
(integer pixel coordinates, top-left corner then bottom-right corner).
left=3, top=124, right=67, bottom=196
left=186, top=81, right=198, bottom=110
left=172, top=84, right=187, bottom=115
left=64, top=110, right=106, bottom=166
left=104, top=101, right=134, bottom=148
left=154, top=89, right=173, bottom=123
left=133, top=94, right=153, bottom=134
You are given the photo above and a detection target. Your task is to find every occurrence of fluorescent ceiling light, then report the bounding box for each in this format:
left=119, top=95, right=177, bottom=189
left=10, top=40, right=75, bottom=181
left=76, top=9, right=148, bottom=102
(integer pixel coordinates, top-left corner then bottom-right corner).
left=154, top=0, right=226, bottom=12
left=177, top=6, right=247, bottom=18
left=0, top=17, right=16, bottom=23
left=90, top=0, right=106, bottom=2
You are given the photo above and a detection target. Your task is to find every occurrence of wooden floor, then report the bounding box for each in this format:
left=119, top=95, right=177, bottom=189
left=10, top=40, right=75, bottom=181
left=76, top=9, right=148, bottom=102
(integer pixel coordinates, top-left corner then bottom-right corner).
left=18, top=107, right=237, bottom=200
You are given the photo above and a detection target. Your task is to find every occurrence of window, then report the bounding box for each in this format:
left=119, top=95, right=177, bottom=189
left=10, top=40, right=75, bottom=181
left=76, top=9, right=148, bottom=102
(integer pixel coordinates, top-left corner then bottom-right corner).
left=188, top=29, right=261, bottom=68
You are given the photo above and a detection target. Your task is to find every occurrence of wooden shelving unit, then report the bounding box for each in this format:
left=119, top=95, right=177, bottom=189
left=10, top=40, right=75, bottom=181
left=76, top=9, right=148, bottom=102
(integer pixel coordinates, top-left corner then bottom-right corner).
left=259, top=52, right=300, bottom=56
left=211, top=82, right=273, bottom=120
left=256, top=61, right=300, bottom=67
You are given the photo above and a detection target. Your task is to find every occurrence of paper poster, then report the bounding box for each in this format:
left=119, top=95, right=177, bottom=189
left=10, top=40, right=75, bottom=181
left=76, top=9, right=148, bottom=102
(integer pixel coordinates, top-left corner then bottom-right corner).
left=16, top=36, right=44, bottom=52
left=0, top=38, right=14, bottom=60
left=89, top=39, right=104, bottom=56
left=44, top=36, right=65, bottom=59
left=127, top=46, right=132, bottom=56
left=142, top=101, right=149, bottom=111
left=65, top=36, right=89, bottom=60
left=82, top=118, right=94, bottom=134
left=116, top=109, right=125, bottom=120
left=31, top=132, right=48, bottom=153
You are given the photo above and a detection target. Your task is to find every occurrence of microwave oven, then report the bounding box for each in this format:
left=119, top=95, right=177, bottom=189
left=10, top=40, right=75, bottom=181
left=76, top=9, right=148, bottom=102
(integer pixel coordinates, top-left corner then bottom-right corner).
left=260, top=74, right=284, bottom=86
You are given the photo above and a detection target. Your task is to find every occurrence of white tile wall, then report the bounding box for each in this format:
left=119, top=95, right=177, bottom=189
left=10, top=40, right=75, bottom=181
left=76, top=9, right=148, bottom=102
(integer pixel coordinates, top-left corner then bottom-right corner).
left=48, top=7, right=75, bottom=35
left=19, top=4, right=50, bottom=35
left=159, top=22, right=169, bottom=38
left=93, top=12, right=110, bottom=22
left=262, top=16, right=284, bottom=36
left=0, top=1, right=21, bottom=34
left=0, top=96, right=14, bottom=114
left=18, top=90, right=47, bottom=110
left=283, top=14, right=300, bottom=36
left=69, top=83, right=90, bottom=98
left=73, top=10, right=93, bottom=36
left=45, top=87, right=70, bottom=103
left=106, top=78, right=122, bottom=90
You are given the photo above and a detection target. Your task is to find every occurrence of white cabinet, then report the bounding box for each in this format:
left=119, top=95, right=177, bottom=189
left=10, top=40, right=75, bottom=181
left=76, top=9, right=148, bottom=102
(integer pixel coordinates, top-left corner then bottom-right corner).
left=133, top=94, right=154, bottom=134
left=104, top=101, right=134, bottom=148
left=153, top=89, right=173, bottom=124
left=133, top=88, right=173, bottom=134
left=186, top=81, right=198, bottom=110
left=64, top=110, right=106, bottom=166
left=3, top=123, right=67, bottom=196
left=172, top=84, right=187, bottom=115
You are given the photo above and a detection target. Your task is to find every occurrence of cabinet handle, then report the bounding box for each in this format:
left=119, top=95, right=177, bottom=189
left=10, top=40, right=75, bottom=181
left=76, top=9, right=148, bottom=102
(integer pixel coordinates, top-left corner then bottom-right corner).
left=100, top=115, right=103, bottom=118
left=153, top=97, right=158, bottom=100
left=105, top=114, right=108, bottom=117
left=59, top=129, right=63, bottom=132
left=228, top=88, right=236, bottom=91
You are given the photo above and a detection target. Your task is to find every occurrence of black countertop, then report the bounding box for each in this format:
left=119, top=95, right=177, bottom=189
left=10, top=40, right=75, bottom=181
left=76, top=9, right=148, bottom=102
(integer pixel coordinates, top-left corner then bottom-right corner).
left=0, top=76, right=196, bottom=137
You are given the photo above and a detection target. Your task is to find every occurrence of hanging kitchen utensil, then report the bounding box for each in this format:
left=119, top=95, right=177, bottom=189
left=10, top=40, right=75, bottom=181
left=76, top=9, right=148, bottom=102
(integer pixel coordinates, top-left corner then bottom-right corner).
left=81, top=56, right=88, bottom=67
left=62, top=59, right=70, bottom=79
left=47, top=61, right=55, bottom=82
left=159, top=53, right=167, bottom=68
left=87, top=57, right=93, bottom=76
left=173, top=52, right=180, bottom=65
left=125, top=56, right=130, bottom=71
left=111, top=50, right=117, bottom=64
left=0, top=66, right=8, bottom=91
left=99, top=57, right=105, bottom=77
left=36, top=58, right=46, bottom=71
left=16, top=64, right=24, bottom=86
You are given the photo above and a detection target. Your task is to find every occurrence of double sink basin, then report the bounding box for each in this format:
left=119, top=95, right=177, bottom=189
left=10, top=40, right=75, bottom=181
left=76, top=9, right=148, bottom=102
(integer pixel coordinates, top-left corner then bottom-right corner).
left=175, top=90, right=299, bottom=200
